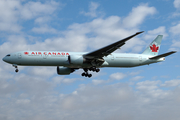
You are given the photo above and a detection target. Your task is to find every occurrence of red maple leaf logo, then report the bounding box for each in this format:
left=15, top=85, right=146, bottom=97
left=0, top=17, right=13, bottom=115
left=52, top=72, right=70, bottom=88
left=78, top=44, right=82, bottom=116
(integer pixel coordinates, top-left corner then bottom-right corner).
left=150, top=44, right=159, bottom=52
left=24, top=52, right=29, bottom=55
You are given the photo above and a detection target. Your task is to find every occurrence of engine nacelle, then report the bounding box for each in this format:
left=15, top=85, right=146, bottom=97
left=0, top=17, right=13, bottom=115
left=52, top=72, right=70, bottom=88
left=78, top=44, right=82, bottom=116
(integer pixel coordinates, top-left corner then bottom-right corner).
left=57, top=66, right=74, bottom=75
left=68, top=55, right=85, bottom=65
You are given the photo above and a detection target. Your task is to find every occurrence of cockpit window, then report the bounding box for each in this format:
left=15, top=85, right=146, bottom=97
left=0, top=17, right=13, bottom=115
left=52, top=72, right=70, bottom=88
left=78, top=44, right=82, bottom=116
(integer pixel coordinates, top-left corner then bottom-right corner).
left=6, top=54, right=10, bottom=56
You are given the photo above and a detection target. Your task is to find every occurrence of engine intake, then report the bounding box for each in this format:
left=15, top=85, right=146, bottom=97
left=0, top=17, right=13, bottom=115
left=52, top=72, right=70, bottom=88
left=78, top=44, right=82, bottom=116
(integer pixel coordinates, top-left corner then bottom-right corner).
left=68, top=55, right=85, bottom=65
left=57, top=66, right=74, bottom=75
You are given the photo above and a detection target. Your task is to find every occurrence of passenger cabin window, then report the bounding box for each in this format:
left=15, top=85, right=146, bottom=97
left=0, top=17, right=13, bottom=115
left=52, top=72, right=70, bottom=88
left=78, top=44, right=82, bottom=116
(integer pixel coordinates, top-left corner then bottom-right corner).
left=6, top=54, right=10, bottom=56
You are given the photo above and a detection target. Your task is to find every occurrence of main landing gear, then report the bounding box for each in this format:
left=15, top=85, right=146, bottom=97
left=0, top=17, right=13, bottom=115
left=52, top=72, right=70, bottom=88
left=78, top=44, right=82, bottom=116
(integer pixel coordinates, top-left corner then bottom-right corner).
left=81, top=72, right=92, bottom=78
left=81, top=67, right=100, bottom=78
left=13, top=64, right=19, bottom=73
left=89, top=67, right=100, bottom=72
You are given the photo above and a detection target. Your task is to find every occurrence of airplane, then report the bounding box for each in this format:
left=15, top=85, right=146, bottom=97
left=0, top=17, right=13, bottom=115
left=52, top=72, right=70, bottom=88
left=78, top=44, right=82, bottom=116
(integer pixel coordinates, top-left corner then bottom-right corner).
left=2, top=31, right=176, bottom=78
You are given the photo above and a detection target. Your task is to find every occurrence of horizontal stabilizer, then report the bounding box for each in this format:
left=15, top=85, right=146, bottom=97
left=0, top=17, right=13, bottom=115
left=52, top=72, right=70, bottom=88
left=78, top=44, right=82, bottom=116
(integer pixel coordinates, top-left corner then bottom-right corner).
left=149, top=51, right=177, bottom=59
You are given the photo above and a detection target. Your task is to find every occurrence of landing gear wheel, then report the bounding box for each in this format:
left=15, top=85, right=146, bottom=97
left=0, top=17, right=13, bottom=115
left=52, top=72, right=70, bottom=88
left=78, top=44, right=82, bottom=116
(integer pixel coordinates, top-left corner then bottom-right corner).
left=85, top=73, right=88, bottom=77
left=92, top=67, right=96, bottom=72
left=89, top=67, right=100, bottom=73
left=82, top=73, right=85, bottom=76
left=88, top=74, right=92, bottom=78
left=96, top=68, right=100, bottom=72
left=15, top=69, right=19, bottom=73
left=82, top=68, right=93, bottom=78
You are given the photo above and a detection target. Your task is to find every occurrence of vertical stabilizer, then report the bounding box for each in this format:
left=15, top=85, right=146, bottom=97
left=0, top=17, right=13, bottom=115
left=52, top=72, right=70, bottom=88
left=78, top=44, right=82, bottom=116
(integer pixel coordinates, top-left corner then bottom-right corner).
left=142, top=35, right=163, bottom=56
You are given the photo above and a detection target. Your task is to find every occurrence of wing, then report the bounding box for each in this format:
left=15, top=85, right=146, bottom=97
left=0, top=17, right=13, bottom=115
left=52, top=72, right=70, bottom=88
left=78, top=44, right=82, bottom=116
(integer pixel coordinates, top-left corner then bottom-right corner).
left=83, top=31, right=144, bottom=59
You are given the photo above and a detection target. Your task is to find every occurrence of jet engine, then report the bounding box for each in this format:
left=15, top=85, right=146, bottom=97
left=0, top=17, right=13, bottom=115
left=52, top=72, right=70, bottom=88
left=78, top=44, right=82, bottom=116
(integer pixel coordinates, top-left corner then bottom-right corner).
left=68, top=55, right=86, bottom=65
left=57, top=66, right=75, bottom=75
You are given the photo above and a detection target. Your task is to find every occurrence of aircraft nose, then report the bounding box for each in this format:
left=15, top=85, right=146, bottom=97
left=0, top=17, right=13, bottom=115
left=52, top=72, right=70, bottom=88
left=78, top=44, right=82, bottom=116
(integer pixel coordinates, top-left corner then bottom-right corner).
left=2, top=57, right=6, bottom=62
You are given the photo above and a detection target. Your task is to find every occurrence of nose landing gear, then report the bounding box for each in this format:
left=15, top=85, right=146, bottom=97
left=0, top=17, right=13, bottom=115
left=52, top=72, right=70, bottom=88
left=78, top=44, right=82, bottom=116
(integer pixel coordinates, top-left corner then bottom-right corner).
left=13, top=64, right=19, bottom=73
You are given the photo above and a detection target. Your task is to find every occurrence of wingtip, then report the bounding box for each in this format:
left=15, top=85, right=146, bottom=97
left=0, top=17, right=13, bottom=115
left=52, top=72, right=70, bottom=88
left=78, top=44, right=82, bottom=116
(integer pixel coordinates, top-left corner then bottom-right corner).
left=136, top=31, right=144, bottom=35
left=172, top=51, right=177, bottom=53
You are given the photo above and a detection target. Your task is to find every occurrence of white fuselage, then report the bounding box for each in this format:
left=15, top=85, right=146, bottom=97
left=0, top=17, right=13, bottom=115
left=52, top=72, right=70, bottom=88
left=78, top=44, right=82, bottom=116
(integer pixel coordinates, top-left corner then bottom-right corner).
left=2, top=51, right=164, bottom=68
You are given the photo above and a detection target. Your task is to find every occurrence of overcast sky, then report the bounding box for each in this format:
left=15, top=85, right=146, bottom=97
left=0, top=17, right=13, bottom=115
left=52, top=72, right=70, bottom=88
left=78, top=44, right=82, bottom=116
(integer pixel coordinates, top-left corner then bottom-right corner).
left=0, top=0, right=180, bottom=120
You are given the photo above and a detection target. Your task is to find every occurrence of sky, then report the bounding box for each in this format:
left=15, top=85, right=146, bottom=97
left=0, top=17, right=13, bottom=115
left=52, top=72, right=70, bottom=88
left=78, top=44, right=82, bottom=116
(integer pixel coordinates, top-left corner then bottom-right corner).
left=0, top=0, right=180, bottom=120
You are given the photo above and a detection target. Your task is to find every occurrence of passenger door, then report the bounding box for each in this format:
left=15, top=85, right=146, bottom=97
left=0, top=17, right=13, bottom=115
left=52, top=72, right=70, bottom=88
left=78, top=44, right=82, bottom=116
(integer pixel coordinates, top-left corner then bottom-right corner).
left=18, top=53, right=22, bottom=59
